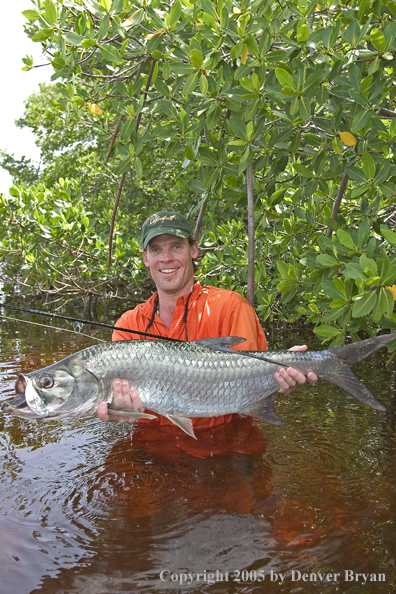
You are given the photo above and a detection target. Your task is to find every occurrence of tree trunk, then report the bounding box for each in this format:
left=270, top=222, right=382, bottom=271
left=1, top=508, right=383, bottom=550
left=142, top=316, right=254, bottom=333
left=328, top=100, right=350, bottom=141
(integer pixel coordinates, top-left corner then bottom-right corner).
left=246, top=164, right=255, bottom=305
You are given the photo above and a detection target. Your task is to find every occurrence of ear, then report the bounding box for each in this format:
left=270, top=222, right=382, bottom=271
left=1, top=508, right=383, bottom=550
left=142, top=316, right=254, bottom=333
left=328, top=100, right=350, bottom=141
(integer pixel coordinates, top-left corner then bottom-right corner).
left=142, top=249, right=149, bottom=267
left=191, top=241, right=199, bottom=259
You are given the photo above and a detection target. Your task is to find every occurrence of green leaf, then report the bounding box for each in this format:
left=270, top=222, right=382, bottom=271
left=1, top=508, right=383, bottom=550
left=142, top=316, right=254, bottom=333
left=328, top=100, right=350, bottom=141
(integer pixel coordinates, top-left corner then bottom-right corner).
left=290, top=130, right=301, bottom=154
left=169, top=0, right=182, bottom=27
left=352, top=291, right=378, bottom=318
left=99, top=44, right=123, bottom=63
left=336, top=229, right=356, bottom=249
left=199, top=73, right=208, bottom=94
left=190, top=48, right=203, bottom=69
left=198, top=147, right=217, bottom=166
left=351, top=184, right=371, bottom=198
left=125, top=8, right=144, bottom=25
left=32, top=29, right=53, bottom=42
left=345, top=166, right=367, bottom=183
left=51, top=57, right=66, bottom=70
left=203, top=168, right=219, bottom=187
left=381, top=226, right=396, bottom=246
left=201, top=0, right=218, bottom=20
left=22, top=9, right=40, bottom=20
left=159, top=99, right=178, bottom=118
left=299, top=96, right=311, bottom=121
left=379, top=181, right=396, bottom=196
left=238, top=146, right=252, bottom=175
left=184, top=145, right=195, bottom=160
left=183, top=72, right=199, bottom=95
left=63, top=32, right=84, bottom=46
left=275, top=68, right=294, bottom=88
left=368, top=57, right=380, bottom=75
left=359, top=255, right=378, bottom=277
left=316, top=254, right=339, bottom=267
left=381, top=287, right=395, bottom=318
left=374, top=161, right=390, bottom=185
left=44, top=0, right=58, bottom=24
left=313, top=325, right=342, bottom=337
left=135, top=157, right=143, bottom=179
left=370, top=28, right=386, bottom=52
left=229, top=117, right=247, bottom=139
left=382, top=264, right=396, bottom=286
left=97, top=13, right=110, bottom=41
left=294, top=163, right=315, bottom=179
left=115, top=157, right=132, bottom=175
left=361, top=152, right=375, bottom=179
left=297, top=24, right=309, bottom=42
left=323, top=304, right=350, bottom=322
left=277, top=261, right=290, bottom=277
left=82, top=39, right=97, bottom=49
left=322, top=279, right=346, bottom=300
left=352, top=110, right=370, bottom=131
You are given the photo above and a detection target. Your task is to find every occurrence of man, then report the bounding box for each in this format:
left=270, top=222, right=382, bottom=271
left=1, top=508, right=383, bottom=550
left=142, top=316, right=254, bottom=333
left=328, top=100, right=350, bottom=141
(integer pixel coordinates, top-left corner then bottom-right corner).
left=98, top=211, right=317, bottom=426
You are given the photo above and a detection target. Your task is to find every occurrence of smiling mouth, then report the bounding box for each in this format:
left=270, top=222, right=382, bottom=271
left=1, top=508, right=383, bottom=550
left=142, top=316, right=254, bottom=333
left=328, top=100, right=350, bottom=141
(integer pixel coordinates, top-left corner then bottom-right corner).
left=160, top=268, right=178, bottom=274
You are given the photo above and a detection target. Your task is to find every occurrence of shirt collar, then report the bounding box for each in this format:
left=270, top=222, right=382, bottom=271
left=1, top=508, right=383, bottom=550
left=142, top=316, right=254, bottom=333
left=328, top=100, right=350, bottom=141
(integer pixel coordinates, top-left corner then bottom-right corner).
left=140, top=281, right=202, bottom=319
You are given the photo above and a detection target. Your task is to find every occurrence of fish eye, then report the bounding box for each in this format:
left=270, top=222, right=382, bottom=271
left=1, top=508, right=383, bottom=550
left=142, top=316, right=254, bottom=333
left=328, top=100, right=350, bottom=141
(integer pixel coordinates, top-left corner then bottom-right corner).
left=39, top=375, right=54, bottom=389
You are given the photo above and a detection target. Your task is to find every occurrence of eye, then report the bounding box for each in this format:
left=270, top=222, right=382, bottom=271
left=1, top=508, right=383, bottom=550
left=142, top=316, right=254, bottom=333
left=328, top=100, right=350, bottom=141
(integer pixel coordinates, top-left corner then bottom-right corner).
left=39, top=375, right=54, bottom=389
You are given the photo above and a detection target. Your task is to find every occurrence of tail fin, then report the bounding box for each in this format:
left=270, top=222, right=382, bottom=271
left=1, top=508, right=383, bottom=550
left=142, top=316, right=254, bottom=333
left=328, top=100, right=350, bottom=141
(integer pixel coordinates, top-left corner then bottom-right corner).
left=331, top=334, right=396, bottom=366
left=322, top=333, right=396, bottom=412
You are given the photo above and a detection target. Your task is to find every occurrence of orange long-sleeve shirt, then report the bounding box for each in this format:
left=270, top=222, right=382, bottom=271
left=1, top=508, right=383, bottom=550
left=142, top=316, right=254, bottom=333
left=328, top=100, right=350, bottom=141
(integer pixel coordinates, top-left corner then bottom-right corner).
left=112, top=282, right=267, bottom=428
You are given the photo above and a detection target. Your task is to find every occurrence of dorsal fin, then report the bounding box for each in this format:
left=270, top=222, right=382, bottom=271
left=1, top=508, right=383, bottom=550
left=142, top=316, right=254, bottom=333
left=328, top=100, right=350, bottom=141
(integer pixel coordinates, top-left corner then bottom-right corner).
left=194, top=337, right=246, bottom=348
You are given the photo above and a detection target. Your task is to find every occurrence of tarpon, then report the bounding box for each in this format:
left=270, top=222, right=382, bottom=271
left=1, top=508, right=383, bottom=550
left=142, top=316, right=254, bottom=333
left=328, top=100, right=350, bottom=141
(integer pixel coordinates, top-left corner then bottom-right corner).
left=2, top=334, right=395, bottom=438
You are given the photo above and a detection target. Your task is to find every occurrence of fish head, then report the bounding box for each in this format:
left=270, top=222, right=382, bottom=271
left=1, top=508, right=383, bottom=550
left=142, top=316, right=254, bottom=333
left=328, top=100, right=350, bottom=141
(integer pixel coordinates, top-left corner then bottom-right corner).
left=2, top=352, right=100, bottom=420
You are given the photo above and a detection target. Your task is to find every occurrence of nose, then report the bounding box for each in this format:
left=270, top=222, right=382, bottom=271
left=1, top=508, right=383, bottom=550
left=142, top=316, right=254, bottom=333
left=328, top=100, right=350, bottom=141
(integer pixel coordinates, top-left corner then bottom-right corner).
left=159, top=248, right=173, bottom=262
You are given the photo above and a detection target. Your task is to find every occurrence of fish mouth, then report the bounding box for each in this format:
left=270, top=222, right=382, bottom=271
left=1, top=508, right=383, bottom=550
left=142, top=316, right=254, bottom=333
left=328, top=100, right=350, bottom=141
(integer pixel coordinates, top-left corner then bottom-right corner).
left=1, top=374, right=48, bottom=418
left=3, top=374, right=29, bottom=412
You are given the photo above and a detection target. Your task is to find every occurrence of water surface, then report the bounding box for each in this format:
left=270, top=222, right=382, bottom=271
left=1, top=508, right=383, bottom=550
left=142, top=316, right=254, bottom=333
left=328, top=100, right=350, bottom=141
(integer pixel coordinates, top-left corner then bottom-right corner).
left=0, top=314, right=396, bottom=593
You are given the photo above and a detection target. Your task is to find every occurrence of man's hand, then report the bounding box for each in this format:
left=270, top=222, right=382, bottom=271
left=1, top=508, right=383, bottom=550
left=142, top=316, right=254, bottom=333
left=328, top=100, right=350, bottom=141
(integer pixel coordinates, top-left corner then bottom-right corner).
left=97, top=379, right=144, bottom=423
left=275, top=345, right=318, bottom=395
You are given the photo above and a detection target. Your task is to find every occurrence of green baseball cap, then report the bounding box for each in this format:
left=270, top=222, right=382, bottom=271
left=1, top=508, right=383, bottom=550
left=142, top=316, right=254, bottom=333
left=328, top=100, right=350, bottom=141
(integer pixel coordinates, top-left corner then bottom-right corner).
left=142, top=211, right=192, bottom=249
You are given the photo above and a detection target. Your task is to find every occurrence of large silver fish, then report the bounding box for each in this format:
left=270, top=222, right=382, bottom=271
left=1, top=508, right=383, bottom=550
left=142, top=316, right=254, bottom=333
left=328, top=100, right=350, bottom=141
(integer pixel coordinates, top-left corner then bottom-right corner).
left=2, top=334, right=395, bottom=438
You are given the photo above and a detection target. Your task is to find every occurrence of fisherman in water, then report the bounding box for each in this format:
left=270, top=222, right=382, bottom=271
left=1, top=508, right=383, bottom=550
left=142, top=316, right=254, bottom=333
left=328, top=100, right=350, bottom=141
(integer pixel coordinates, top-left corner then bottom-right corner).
left=98, top=211, right=317, bottom=427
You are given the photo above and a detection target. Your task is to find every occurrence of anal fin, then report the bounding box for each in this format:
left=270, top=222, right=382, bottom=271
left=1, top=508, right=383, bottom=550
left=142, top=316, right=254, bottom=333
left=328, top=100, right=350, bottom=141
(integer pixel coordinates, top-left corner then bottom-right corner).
left=244, top=394, right=284, bottom=425
left=166, top=413, right=197, bottom=439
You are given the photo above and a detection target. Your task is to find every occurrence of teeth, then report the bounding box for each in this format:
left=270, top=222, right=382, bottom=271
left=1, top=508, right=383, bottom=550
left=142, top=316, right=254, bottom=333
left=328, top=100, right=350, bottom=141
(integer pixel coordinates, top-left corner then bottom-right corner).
left=161, top=268, right=178, bottom=273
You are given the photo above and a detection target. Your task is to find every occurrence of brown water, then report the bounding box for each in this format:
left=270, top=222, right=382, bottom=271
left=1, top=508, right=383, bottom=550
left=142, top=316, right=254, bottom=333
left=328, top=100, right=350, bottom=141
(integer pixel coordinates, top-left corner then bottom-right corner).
left=1, top=314, right=396, bottom=594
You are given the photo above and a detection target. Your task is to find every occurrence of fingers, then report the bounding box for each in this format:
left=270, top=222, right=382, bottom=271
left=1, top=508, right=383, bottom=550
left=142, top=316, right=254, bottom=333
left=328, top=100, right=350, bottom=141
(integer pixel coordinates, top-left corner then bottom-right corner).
left=307, top=371, right=318, bottom=384
left=275, top=366, right=317, bottom=394
left=97, top=379, right=144, bottom=423
left=112, top=379, right=144, bottom=412
left=98, top=400, right=111, bottom=422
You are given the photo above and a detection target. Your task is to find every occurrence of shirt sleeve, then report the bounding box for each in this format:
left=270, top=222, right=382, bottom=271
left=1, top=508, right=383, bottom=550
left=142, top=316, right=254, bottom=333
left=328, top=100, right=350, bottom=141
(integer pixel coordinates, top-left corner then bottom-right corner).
left=220, top=299, right=267, bottom=351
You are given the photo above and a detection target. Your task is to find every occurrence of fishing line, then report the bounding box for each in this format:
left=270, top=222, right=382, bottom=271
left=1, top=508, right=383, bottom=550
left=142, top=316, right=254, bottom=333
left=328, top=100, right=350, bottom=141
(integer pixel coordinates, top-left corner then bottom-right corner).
left=0, top=313, right=106, bottom=342
left=0, top=303, right=182, bottom=342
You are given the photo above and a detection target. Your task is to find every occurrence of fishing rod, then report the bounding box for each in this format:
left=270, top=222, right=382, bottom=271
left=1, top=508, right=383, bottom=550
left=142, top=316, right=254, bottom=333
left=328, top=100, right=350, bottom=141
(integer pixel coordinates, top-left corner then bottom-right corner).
left=0, top=303, right=285, bottom=367
left=0, top=302, right=182, bottom=343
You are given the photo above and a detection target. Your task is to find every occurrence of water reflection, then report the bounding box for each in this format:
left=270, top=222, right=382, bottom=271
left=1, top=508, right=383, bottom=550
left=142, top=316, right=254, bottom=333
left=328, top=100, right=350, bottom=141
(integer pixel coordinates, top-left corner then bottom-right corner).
left=1, top=317, right=396, bottom=593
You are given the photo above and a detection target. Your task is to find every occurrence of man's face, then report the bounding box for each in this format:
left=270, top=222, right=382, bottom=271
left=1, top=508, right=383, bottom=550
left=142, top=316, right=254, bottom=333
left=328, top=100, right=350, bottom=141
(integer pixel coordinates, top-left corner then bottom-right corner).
left=142, top=234, right=198, bottom=296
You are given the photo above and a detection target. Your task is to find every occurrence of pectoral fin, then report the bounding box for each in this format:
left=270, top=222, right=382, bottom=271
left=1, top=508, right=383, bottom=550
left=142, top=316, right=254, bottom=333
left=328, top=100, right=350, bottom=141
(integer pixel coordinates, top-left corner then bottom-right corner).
left=107, top=406, right=157, bottom=420
left=244, top=395, right=284, bottom=425
left=165, top=413, right=197, bottom=439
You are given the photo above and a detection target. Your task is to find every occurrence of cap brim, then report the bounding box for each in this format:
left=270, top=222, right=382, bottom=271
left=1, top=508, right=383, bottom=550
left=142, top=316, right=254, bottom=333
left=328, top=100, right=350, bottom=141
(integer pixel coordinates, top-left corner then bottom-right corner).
left=143, top=227, right=190, bottom=249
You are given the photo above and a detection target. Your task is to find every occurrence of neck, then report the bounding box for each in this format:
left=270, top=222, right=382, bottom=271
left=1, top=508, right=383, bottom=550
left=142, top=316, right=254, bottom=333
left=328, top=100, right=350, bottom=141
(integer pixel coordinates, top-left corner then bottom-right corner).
left=157, top=281, right=195, bottom=329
